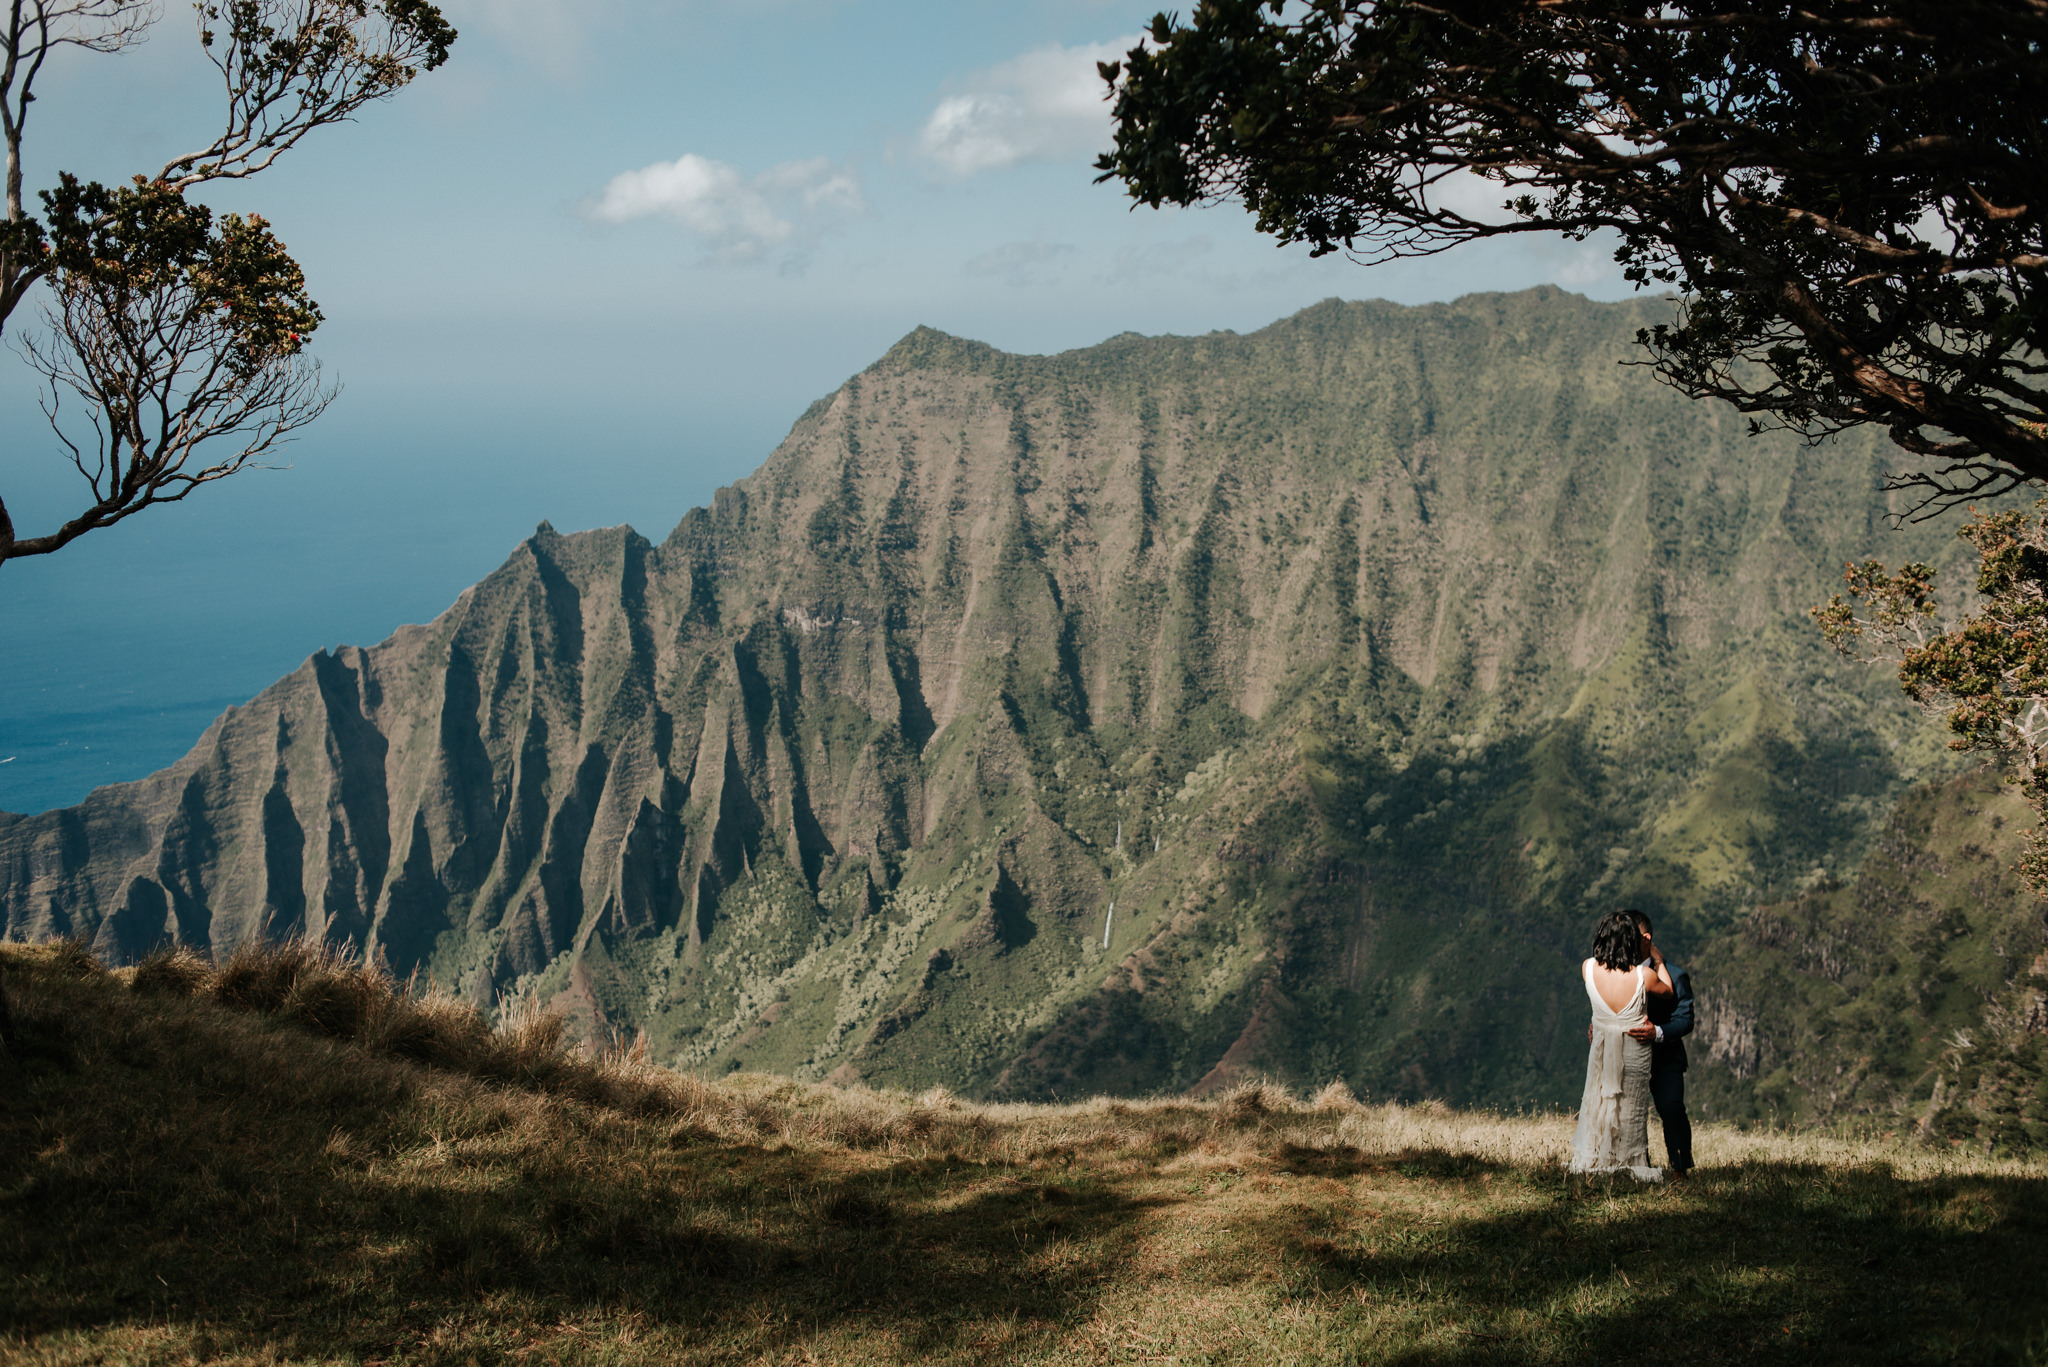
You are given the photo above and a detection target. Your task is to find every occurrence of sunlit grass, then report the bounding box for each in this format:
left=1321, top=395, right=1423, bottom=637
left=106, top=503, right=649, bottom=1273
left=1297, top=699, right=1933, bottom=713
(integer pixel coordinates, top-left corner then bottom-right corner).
left=1, top=940, right=2043, bottom=1365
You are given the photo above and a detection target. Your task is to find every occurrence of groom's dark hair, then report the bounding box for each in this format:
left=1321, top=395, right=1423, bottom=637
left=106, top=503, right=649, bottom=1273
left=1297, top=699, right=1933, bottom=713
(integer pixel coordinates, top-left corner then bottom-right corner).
left=1623, top=908, right=1653, bottom=935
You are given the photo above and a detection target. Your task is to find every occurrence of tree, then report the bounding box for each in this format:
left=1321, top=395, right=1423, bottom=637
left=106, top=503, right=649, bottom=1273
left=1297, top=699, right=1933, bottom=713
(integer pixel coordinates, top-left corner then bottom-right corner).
left=0, top=0, right=455, bottom=566
left=1816, top=508, right=2048, bottom=891
left=1096, top=1, right=2046, bottom=515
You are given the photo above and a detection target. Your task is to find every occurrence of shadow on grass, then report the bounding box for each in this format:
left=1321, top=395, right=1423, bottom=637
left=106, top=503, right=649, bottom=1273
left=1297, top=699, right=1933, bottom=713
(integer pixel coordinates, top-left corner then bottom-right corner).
left=1267, top=1160, right=2048, bottom=1366
left=0, top=957, right=1168, bottom=1364
left=4, top=949, right=2045, bottom=1365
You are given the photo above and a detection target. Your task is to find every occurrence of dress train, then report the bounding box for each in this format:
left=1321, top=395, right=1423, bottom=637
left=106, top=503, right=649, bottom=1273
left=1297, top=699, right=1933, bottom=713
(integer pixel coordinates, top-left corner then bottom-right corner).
left=1568, top=959, right=1663, bottom=1181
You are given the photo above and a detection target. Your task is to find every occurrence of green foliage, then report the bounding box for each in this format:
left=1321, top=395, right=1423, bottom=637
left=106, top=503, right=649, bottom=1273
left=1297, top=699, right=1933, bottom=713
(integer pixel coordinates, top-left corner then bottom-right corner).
left=0, top=0, right=456, bottom=563
left=44, top=174, right=321, bottom=375
left=1690, top=765, right=2048, bottom=1149
left=1819, top=505, right=2048, bottom=890
left=192, top=0, right=456, bottom=130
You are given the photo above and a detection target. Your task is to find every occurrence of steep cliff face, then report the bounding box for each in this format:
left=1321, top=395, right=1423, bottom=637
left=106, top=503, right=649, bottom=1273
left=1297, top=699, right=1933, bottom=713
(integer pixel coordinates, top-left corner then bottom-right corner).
left=0, top=288, right=1991, bottom=1106
left=1690, top=765, right=2048, bottom=1147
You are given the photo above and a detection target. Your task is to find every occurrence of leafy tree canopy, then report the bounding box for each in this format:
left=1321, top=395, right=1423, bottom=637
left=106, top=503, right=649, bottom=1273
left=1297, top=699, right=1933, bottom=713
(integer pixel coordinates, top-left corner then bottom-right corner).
left=1097, top=1, right=2047, bottom=514
left=1817, top=507, right=2048, bottom=889
left=0, top=0, right=456, bottom=566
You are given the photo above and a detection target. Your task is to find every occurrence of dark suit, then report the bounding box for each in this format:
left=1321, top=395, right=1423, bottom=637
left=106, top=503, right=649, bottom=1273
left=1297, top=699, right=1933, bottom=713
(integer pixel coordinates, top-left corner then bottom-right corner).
left=1644, top=960, right=1695, bottom=1172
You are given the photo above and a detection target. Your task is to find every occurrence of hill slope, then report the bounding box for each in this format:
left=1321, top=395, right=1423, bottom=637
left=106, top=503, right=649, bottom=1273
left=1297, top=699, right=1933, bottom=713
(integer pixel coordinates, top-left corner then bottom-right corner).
left=0, top=287, right=2005, bottom=1109
left=1692, top=764, right=2048, bottom=1149
left=3, top=942, right=2045, bottom=1366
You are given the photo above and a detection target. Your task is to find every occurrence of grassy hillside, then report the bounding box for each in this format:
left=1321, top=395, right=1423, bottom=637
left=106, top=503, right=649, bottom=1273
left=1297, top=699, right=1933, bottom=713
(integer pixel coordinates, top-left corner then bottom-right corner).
left=4, top=941, right=2045, bottom=1366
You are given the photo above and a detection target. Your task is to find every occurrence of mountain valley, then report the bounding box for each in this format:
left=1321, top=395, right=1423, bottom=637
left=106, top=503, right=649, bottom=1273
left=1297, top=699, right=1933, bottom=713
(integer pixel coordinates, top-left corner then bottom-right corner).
left=4, top=287, right=2040, bottom=1137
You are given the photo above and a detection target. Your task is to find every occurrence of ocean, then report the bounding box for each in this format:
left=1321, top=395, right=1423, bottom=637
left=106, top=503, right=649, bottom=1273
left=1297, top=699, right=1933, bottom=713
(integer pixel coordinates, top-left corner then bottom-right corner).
left=0, top=399, right=774, bottom=816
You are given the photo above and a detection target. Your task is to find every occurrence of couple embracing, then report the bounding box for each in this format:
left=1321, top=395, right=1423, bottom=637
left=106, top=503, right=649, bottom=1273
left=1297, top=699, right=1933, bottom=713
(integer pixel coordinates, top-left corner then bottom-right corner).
left=1570, top=908, right=1695, bottom=1180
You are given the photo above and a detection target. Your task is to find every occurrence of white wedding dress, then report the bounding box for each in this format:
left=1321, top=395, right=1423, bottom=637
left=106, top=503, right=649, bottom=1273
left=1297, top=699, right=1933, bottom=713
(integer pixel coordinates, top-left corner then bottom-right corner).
left=1568, top=959, right=1663, bottom=1180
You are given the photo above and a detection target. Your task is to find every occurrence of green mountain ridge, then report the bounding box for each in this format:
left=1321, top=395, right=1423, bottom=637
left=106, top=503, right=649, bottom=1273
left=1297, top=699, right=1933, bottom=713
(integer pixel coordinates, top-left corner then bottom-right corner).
left=0, top=287, right=2032, bottom=1121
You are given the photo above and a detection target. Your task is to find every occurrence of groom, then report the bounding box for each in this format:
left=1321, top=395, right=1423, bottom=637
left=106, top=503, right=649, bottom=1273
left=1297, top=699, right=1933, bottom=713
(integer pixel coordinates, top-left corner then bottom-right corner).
left=1625, top=909, right=1695, bottom=1175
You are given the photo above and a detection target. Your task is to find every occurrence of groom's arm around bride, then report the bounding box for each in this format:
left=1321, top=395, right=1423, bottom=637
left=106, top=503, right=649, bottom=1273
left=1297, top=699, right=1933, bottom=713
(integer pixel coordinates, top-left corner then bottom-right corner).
left=1628, top=912, right=1695, bottom=1174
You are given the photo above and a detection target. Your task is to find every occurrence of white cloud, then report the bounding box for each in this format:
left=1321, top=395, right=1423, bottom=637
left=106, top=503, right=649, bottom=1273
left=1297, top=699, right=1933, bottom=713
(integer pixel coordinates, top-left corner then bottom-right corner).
left=965, top=237, right=1078, bottom=286
left=587, top=154, right=862, bottom=262
left=1424, top=168, right=1522, bottom=226
left=1526, top=229, right=1628, bottom=291
left=918, top=36, right=1142, bottom=176
left=1554, top=249, right=1611, bottom=288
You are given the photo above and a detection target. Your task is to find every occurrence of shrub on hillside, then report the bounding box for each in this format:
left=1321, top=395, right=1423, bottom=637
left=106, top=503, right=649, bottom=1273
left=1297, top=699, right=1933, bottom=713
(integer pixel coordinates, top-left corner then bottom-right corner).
left=65, top=936, right=654, bottom=1111
left=1310, top=1080, right=1362, bottom=1112
left=130, top=944, right=209, bottom=997
left=1217, top=1079, right=1295, bottom=1122
left=210, top=938, right=321, bottom=1014
left=49, top=937, right=104, bottom=980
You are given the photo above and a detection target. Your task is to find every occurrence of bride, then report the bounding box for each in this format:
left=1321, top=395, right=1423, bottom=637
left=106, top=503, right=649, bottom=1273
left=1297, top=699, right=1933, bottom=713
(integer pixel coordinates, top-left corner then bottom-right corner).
left=1570, top=909, right=1675, bottom=1179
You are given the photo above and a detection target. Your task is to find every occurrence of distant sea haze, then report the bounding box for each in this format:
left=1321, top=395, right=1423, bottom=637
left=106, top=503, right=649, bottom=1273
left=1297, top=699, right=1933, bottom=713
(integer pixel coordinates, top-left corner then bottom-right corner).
left=0, top=400, right=765, bottom=817
left=0, top=515, right=625, bottom=817
left=0, top=509, right=520, bottom=817
left=0, top=686, right=246, bottom=818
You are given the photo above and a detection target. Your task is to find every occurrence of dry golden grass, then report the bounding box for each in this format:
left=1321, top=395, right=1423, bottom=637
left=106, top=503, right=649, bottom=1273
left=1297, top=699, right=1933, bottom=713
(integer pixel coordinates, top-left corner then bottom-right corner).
left=69, top=938, right=2048, bottom=1183
left=2, top=939, right=2044, bottom=1366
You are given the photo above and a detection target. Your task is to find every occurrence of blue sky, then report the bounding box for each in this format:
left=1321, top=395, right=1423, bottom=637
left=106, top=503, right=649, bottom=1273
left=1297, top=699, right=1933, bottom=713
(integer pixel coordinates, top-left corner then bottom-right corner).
left=0, top=0, right=1637, bottom=812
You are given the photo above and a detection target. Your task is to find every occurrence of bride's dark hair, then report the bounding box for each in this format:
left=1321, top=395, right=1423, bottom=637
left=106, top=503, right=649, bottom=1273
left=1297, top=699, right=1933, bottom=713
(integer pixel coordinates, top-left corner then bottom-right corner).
left=1590, top=910, right=1643, bottom=971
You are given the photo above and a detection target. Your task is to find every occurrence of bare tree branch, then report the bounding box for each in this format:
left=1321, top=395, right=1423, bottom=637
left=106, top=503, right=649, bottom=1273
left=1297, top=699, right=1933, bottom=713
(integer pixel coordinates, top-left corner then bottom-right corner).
left=158, top=0, right=454, bottom=190
left=0, top=2, right=155, bottom=323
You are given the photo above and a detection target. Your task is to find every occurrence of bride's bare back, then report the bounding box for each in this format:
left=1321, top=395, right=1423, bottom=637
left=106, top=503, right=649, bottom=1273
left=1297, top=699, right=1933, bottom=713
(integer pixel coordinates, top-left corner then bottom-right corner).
left=1588, top=960, right=1643, bottom=1013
